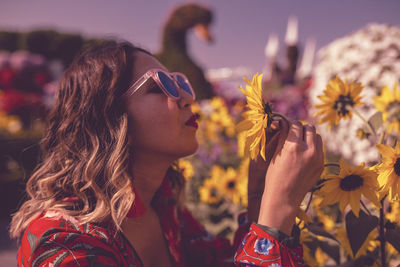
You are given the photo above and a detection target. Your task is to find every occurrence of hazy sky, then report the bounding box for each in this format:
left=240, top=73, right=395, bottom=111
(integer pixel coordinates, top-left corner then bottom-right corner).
left=1, top=0, right=399, bottom=72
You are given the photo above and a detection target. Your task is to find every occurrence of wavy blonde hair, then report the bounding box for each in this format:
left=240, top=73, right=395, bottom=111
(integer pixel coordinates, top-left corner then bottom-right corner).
left=10, top=41, right=185, bottom=239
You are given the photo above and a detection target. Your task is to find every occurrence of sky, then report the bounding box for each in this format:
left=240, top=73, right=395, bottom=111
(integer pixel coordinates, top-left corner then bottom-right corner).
left=1, top=0, right=400, bottom=73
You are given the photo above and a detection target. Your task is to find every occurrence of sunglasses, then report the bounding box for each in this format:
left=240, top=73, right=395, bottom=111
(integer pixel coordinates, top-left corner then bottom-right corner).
left=124, top=68, right=196, bottom=100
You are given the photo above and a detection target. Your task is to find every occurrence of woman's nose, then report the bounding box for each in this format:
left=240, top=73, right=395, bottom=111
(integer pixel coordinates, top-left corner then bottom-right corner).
left=178, top=88, right=194, bottom=109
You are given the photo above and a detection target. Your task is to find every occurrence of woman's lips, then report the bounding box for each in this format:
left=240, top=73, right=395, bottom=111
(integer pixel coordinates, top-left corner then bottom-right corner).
left=185, top=114, right=198, bottom=129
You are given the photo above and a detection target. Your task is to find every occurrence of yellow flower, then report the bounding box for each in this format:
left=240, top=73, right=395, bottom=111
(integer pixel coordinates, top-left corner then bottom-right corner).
left=373, top=83, right=400, bottom=134
left=237, top=158, right=249, bottom=207
left=177, top=159, right=194, bottom=181
left=386, top=201, right=400, bottom=224
left=336, top=227, right=378, bottom=258
left=314, top=76, right=364, bottom=127
left=191, top=102, right=202, bottom=116
left=315, top=247, right=329, bottom=266
left=300, top=230, right=318, bottom=267
left=199, top=173, right=222, bottom=204
left=0, top=112, right=23, bottom=134
left=236, top=73, right=272, bottom=161
left=296, top=207, right=312, bottom=224
left=318, top=212, right=336, bottom=232
left=218, top=166, right=247, bottom=205
left=376, top=143, right=400, bottom=201
left=201, top=161, right=249, bottom=206
left=319, top=158, right=380, bottom=217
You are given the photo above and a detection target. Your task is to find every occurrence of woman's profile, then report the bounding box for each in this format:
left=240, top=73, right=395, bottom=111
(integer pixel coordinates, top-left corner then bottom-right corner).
left=10, top=41, right=324, bottom=266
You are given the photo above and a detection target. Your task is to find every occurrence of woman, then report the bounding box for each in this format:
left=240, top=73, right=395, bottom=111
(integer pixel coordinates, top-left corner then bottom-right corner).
left=10, top=41, right=324, bottom=266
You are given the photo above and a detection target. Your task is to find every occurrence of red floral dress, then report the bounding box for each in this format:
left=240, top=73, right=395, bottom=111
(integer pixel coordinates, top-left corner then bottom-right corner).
left=17, top=177, right=304, bottom=266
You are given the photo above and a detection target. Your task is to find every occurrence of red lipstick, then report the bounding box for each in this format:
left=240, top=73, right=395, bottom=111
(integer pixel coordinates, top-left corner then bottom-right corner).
left=185, top=114, right=198, bottom=129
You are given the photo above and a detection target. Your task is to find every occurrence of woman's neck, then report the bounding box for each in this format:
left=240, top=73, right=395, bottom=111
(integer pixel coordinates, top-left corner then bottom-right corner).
left=129, top=153, right=173, bottom=207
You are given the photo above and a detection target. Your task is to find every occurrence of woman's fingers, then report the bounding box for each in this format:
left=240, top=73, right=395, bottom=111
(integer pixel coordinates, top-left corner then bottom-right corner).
left=287, top=120, right=303, bottom=143
left=316, top=133, right=324, bottom=165
left=303, top=124, right=316, bottom=147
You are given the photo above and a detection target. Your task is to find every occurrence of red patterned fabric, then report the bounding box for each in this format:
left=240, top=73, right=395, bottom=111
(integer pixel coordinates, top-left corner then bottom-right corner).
left=17, top=177, right=304, bottom=266
left=234, top=224, right=304, bottom=266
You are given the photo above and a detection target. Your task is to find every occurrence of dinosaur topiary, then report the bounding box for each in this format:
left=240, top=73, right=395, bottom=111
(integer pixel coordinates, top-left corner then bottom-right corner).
left=156, top=4, right=215, bottom=100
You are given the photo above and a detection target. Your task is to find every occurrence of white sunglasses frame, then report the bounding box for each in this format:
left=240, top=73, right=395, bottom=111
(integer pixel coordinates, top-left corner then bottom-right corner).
left=123, top=68, right=195, bottom=101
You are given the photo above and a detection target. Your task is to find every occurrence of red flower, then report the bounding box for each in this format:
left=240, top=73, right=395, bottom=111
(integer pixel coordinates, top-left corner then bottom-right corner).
left=0, top=67, right=17, bottom=88
left=34, top=70, right=49, bottom=87
left=0, top=89, right=26, bottom=113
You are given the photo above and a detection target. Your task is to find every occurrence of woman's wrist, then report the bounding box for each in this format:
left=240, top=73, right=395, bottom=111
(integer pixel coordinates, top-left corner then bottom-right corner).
left=257, top=195, right=298, bottom=236
left=247, top=192, right=263, bottom=223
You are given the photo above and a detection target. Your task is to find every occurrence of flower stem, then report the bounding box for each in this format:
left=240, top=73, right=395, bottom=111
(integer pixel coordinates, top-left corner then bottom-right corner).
left=379, top=197, right=386, bottom=267
left=304, top=191, right=314, bottom=213
left=271, top=113, right=289, bottom=124
left=324, top=163, right=340, bottom=168
left=360, top=200, right=372, bottom=216
left=346, top=105, right=378, bottom=141
left=378, top=131, right=386, bottom=145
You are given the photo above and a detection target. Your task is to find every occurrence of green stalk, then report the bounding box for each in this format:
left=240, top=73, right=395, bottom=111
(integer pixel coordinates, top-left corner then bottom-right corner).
left=379, top=197, right=386, bottom=267
left=346, top=105, right=378, bottom=141
left=324, top=163, right=340, bottom=168
left=360, top=200, right=372, bottom=216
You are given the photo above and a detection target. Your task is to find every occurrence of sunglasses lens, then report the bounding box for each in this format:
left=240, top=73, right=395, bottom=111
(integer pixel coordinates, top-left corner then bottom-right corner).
left=176, top=74, right=194, bottom=97
left=158, top=71, right=179, bottom=97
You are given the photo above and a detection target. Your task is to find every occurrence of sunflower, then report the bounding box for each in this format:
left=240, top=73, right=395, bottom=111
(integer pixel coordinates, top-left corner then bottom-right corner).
left=217, top=166, right=246, bottom=205
left=236, top=73, right=273, bottom=161
left=373, top=83, right=400, bottom=134
left=375, top=142, right=400, bottom=201
left=319, top=158, right=380, bottom=217
left=386, top=201, right=400, bottom=224
left=314, top=76, right=364, bottom=128
left=199, top=172, right=222, bottom=204
left=176, top=159, right=194, bottom=181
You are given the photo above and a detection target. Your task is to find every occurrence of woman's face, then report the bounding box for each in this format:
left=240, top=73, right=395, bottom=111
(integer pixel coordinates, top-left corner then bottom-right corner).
left=123, top=51, right=198, bottom=160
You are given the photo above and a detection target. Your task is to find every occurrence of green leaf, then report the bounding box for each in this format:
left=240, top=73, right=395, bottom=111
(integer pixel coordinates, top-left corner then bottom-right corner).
left=386, top=226, right=400, bottom=253
left=367, top=111, right=383, bottom=133
left=316, top=240, right=340, bottom=264
left=337, top=248, right=379, bottom=267
left=306, top=223, right=339, bottom=242
left=337, top=255, right=376, bottom=267
left=345, top=210, right=378, bottom=258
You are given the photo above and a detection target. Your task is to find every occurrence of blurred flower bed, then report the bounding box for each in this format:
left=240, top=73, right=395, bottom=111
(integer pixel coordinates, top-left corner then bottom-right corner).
left=0, top=50, right=56, bottom=217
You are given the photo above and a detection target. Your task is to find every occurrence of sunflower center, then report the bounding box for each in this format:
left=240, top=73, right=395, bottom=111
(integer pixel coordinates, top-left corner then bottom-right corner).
left=263, top=103, right=273, bottom=128
left=333, top=94, right=354, bottom=116
left=339, top=174, right=364, bottom=191
left=210, top=188, right=218, bottom=197
left=394, top=158, right=400, bottom=176
left=227, top=181, right=236, bottom=189
left=264, top=103, right=272, bottom=115
left=386, top=101, right=400, bottom=120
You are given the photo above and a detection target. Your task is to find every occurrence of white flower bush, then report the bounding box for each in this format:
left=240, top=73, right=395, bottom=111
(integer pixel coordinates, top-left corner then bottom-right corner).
left=310, top=23, right=400, bottom=164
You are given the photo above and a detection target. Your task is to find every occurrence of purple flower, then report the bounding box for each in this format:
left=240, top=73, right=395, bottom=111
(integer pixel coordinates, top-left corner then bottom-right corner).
left=253, top=238, right=274, bottom=256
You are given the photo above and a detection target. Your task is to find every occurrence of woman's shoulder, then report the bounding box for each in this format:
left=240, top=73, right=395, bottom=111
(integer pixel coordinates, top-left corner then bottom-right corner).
left=23, top=210, right=112, bottom=242
left=18, top=210, right=126, bottom=266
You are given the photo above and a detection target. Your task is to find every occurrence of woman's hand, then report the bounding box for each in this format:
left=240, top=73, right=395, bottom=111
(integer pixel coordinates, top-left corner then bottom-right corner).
left=257, top=120, right=324, bottom=235
left=247, top=120, right=286, bottom=222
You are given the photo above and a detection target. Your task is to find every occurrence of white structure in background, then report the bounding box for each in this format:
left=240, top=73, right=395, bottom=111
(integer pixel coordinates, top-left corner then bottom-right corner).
left=207, top=16, right=317, bottom=100
left=263, top=33, right=279, bottom=81
left=285, top=16, right=298, bottom=46
left=206, top=67, right=253, bottom=100
left=296, top=37, right=316, bottom=79
left=262, top=16, right=315, bottom=85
